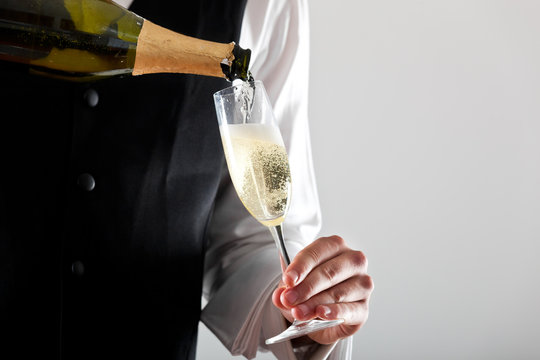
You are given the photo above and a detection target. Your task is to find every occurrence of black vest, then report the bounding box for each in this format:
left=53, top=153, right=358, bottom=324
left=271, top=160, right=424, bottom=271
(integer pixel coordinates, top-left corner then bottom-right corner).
left=0, top=1, right=247, bottom=359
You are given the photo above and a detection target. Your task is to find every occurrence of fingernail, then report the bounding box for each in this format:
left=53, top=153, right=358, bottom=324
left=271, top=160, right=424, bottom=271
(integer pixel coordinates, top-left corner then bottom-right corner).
left=295, top=304, right=310, bottom=319
left=284, top=270, right=299, bottom=286
left=284, top=289, right=298, bottom=305
left=320, top=305, right=332, bottom=318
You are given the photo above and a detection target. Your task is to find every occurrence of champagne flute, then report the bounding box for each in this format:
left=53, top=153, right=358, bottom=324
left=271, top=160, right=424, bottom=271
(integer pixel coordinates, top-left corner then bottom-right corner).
left=213, top=80, right=344, bottom=345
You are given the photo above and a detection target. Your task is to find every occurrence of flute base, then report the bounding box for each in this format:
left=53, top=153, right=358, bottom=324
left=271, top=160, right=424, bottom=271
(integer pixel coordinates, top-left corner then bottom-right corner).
left=265, top=318, right=344, bottom=345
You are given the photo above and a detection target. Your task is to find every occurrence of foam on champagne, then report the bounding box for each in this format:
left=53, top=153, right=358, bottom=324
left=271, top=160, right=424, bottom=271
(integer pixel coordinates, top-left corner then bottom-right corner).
left=221, top=124, right=291, bottom=227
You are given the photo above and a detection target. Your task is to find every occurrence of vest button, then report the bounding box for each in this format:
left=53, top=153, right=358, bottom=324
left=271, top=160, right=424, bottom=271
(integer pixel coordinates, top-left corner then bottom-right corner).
left=71, top=261, right=85, bottom=276
left=84, top=88, right=99, bottom=107
left=77, top=173, right=95, bottom=191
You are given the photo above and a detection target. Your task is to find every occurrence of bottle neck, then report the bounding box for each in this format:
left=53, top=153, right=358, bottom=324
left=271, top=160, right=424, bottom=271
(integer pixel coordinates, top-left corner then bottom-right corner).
left=222, top=45, right=252, bottom=81
left=132, top=20, right=249, bottom=80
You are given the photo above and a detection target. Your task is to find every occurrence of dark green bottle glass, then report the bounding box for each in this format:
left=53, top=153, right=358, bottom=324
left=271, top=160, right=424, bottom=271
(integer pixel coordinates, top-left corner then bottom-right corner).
left=0, top=0, right=251, bottom=81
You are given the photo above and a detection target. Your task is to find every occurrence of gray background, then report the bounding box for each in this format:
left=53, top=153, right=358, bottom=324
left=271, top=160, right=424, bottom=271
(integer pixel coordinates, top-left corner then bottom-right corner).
left=198, top=0, right=540, bottom=359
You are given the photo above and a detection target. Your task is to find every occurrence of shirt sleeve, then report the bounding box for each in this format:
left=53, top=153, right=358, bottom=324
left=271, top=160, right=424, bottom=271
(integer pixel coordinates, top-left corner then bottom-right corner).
left=201, top=0, right=352, bottom=359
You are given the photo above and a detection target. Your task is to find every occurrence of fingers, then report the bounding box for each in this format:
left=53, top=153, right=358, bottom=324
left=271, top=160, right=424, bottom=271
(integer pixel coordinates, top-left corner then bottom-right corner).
left=308, top=302, right=369, bottom=345
left=272, top=286, right=295, bottom=323
left=272, top=286, right=286, bottom=310
left=317, top=301, right=369, bottom=325
left=273, top=235, right=373, bottom=345
left=289, top=275, right=373, bottom=321
left=282, top=235, right=349, bottom=287
left=309, top=323, right=363, bottom=345
left=281, top=250, right=368, bottom=308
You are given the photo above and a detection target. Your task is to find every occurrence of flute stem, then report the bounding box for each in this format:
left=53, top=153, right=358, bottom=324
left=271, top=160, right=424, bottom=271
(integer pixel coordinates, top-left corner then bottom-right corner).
left=269, top=224, right=290, bottom=273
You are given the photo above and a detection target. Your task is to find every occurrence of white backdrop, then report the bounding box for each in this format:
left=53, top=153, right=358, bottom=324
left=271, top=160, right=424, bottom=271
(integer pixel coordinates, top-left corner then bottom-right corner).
left=198, top=0, right=540, bottom=359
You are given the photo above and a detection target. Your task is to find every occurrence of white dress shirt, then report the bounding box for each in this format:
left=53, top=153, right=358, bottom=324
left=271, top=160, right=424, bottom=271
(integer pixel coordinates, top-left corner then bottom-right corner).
left=202, top=1, right=353, bottom=359
left=115, top=0, right=353, bottom=358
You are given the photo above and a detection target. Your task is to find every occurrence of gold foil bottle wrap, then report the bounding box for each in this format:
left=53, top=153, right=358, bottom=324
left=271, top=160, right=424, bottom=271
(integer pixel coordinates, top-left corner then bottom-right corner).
left=132, top=20, right=235, bottom=78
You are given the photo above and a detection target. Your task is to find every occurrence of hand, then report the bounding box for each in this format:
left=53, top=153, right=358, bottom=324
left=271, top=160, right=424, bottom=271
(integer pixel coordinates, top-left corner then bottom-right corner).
left=272, top=235, right=374, bottom=345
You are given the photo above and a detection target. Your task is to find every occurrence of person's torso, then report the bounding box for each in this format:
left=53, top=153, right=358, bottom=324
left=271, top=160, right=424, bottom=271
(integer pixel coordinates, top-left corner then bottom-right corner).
left=0, top=0, right=246, bottom=358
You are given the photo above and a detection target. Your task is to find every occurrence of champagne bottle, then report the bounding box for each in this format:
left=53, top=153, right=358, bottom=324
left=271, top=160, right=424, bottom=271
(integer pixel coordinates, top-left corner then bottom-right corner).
left=0, top=0, right=251, bottom=81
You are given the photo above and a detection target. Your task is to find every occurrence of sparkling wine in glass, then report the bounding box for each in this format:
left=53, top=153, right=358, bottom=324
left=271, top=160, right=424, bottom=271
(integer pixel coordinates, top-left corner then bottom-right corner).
left=213, top=80, right=344, bottom=345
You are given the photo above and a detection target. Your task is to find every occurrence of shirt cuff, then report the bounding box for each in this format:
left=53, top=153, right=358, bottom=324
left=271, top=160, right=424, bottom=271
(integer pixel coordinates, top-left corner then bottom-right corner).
left=201, top=244, right=298, bottom=359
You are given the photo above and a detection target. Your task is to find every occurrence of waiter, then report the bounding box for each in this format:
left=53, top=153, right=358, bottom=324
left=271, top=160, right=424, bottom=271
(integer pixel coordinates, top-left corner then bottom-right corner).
left=0, top=0, right=373, bottom=359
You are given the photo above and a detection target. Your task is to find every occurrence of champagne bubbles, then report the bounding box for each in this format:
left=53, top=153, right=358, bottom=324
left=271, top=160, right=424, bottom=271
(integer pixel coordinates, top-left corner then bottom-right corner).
left=221, top=124, right=291, bottom=226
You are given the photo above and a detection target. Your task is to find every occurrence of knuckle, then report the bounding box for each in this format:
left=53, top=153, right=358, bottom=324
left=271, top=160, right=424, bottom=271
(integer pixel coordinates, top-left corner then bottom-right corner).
left=348, top=324, right=362, bottom=334
left=328, top=235, right=346, bottom=248
left=349, top=250, right=367, bottom=269
left=332, top=287, right=348, bottom=303
left=321, top=262, right=340, bottom=282
left=304, top=248, right=321, bottom=266
left=362, top=275, right=375, bottom=291
left=335, top=324, right=357, bottom=339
